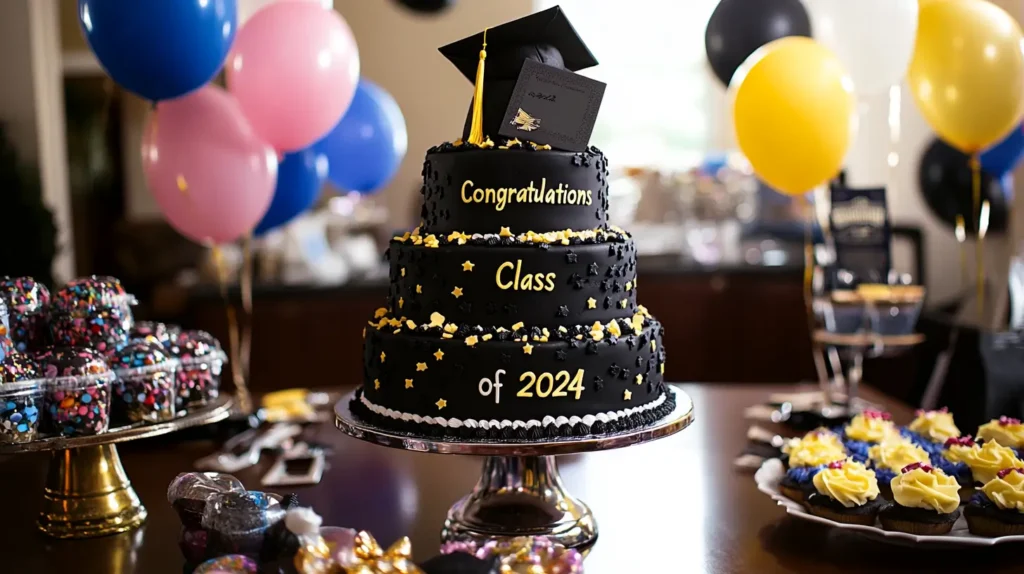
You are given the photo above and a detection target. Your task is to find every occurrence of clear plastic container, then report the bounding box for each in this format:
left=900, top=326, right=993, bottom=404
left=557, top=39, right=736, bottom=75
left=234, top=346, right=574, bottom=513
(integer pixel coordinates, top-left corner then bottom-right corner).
left=112, top=360, right=180, bottom=424
left=0, top=276, right=51, bottom=352
left=202, top=491, right=285, bottom=559
left=0, top=379, right=43, bottom=444
left=42, top=372, right=114, bottom=437
left=176, top=349, right=227, bottom=412
left=52, top=276, right=137, bottom=333
left=0, top=298, right=12, bottom=362
left=168, top=472, right=246, bottom=564
left=49, top=308, right=130, bottom=356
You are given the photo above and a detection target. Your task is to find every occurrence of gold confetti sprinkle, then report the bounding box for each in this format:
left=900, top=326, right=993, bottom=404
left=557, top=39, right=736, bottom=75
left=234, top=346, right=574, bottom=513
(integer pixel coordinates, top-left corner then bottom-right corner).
left=522, top=343, right=534, bottom=355
left=635, top=374, right=643, bottom=385
left=380, top=352, right=386, bottom=362
left=362, top=327, right=366, bottom=339
left=660, top=363, right=665, bottom=374
left=625, top=280, right=632, bottom=291
left=530, top=142, right=552, bottom=150
left=511, top=321, right=524, bottom=331
left=429, top=312, right=445, bottom=327
left=631, top=314, right=644, bottom=334
left=416, top=362, right=427, bottom=372
left=575, top=334, right=584, bottom=340
left=398, top=297, right=404, bottom=308
left=405, top=379, right=414, bottom=389
left=434, top=349, right=444, bottom=361
left=638, top=305, right=650, bottom=317
left=374, top=379, right=380, bottom=389
left=406, top=320, right=416, bottom=330
left=480, top=136, right=495, bottom=149
left=176, top=174, right=189, bottom=194
left=400, top=267, right=406, bottom=277
left=424, top=234, right=440, bottom=248
left=587, top=298, right=597, bottom=309
left=444, top=323, right=458, bottom=334
left=651, top=340, right=657, bottom=351
left=591, top=330, right=604, bottom=341
left=496, top=327, right=508, bottom=333
left=606, top=321, right=622, bottom=338
left=558, top=326, right=568, bottom=333
left=416, top=284, right=423, bottom=294
left=452, top=287, right=464, bottom=298
left=442, top=333, right=453, bottom=339
left=436, top=398, right=448, bottom=410
left=453, top=138, right=464, bottom=147
left=482, top=334, right=493, bottom=341
left=374, top=308, right=388, bottom=319
left=462, top=260, right=475, bottom=272
left=499, top=227, right=513, bottom=238
left=624, top=389, right=632, bottom=401
left=465, top=335, right=479, bottom=347
left=393, top=329, right=401, bottom=334
left=620, top=299, right=629, bottom=308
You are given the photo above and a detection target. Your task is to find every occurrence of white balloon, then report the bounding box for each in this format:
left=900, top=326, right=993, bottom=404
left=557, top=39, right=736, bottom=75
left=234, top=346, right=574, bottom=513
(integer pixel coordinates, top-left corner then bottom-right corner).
left=805, top=0, right=918, bottom=97
left=238, top=0, right=334, bottom=25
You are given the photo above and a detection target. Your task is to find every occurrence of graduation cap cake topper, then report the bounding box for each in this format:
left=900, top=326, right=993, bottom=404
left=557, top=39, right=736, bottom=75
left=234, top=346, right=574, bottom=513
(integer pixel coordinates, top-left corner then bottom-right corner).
left=439, top=6, right=606, bottom=151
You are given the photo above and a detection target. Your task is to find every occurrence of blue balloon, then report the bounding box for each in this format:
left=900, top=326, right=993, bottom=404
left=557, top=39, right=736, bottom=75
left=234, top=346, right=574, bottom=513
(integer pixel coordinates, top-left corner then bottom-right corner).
left=981, top=124, right=1024, bottom=178
left=323, top=79, right=408, bottom=194
left=254, top=142, right=329, bottom=235
left=78, top=0, right=237, bottom=101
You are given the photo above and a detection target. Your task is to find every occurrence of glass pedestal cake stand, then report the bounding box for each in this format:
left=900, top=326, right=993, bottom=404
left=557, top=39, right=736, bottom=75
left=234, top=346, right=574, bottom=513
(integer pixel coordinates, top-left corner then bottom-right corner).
left=813, top=330, right=924, bottom=417
left=335, top=385, right=693, bottom=550
left=0, top=395, right=232, bottom=539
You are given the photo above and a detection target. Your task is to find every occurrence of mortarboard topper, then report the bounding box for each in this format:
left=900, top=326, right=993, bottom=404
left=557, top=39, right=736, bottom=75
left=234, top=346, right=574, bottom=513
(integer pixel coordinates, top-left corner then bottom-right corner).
left=439, top=6, right=605, bottom=151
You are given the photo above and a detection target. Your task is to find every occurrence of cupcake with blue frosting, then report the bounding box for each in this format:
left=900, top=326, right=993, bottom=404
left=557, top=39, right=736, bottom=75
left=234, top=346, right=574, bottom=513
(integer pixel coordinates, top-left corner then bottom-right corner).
left=842, top=410, right=898, bottom=463
left=965, top=468, right=1024, bottom=537
left=805, top=459, right=884, bottom=525
left=867, top=437, right=931, bottom=499
left=779, top=431, right=847, bottom=503
left=977, top=416, right=1024, bottom=457
left=902, top=407, right=960, bottom=456
left=879, top=463, right=962, bottom=535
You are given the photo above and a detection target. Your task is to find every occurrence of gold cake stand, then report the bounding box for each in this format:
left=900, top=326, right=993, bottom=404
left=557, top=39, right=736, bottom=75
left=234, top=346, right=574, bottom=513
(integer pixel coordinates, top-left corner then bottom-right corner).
left=335, top=386, right=694, bottom=550
left=0, top=395, right=232, bottom=539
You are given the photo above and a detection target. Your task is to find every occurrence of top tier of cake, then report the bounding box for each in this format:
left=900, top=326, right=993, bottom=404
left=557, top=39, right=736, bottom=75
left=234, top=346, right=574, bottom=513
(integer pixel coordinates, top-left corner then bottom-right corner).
left=419, top=143, right=610, bottom=235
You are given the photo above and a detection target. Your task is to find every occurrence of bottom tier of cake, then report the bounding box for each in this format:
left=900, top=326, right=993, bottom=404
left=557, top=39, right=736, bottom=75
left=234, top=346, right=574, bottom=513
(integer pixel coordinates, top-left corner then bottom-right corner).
left=357, top=316, right=670, bottom=439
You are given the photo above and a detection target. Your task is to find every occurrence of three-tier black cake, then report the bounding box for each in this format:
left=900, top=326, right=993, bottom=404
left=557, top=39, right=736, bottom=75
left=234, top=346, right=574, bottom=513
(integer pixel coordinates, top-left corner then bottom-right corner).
left=351, top=7, right=672, bottom=440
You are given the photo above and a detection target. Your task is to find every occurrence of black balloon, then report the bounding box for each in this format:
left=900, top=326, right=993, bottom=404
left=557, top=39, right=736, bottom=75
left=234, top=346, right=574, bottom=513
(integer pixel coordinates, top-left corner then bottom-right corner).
left=704, top=0, right=812, bottom=87
left=393, top=0, right=454, bottom=14
left=918, top=138, right=1009, bottom=235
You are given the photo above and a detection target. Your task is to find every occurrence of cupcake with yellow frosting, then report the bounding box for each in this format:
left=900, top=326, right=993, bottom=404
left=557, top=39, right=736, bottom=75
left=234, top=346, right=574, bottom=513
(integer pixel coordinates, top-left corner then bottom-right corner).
left=805, top=459, right=884, bottom=525
left=879, top=462, right=962, bottom=535
left=977, top=416, right=1024, bottom=453
left=958, top=440, right=1023, bottom=486
left=965, top=468, right=1024, bottom=537
left=867, top=438, right=930, bottom=498
left=842, top=410, right=898, bottom=463
left=778, top=433, right=847, bottom=502
left=901, top=407, right=960, bottom=456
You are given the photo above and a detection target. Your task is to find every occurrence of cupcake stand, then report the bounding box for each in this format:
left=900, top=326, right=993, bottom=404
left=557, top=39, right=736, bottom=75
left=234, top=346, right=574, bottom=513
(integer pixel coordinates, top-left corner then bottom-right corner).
left=0, top=395, right=232, bottom=539
left=335, top=386, right=694, bottom=550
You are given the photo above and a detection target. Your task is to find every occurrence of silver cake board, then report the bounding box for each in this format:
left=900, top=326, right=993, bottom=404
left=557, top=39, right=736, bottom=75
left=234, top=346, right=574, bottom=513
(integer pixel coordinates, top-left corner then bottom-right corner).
left=334, top=386, right=694, bottom=550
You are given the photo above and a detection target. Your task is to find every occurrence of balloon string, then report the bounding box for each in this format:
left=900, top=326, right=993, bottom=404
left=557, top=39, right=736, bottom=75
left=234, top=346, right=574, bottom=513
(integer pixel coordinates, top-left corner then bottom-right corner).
left=240, top=233, right=254, bottom=386
left=210, top=245, right=253, bottom=415
left=970, top=154, right=984, bottom=320
left=955, top=214, right=968, bottom=292
left=801, top=194, right=830, bottom=399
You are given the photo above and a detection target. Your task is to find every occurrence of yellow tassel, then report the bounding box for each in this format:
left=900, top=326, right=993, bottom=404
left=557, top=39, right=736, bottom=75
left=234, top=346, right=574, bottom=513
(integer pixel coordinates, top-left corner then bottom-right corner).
left=468, top=29, right=487, bottom=146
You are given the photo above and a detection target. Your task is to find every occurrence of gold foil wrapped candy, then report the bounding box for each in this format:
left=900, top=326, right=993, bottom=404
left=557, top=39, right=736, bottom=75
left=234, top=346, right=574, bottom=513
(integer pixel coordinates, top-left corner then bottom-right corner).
left=340, top=531, right=424, bottom=574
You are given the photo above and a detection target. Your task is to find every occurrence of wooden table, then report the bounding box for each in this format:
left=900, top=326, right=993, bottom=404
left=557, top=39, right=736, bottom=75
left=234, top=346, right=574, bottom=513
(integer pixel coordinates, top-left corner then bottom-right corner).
left=0, top=384, right=1019, bottom=573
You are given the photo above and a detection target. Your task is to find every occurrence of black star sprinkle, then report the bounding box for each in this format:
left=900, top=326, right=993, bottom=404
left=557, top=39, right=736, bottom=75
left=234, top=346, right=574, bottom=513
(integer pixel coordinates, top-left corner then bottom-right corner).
left=504, top=303, right=518, bottom=314
left=453, top=364, right=465, bottom=375
left=566, top=251, right=578, bottom=263
left=486, top=302, right=499, bottom=315
left=608, top=364, right=620, bottom=376
left=568, top=339, right=580, bottom=348
left=609, top=245, right=616, bottom=256
left=501, top=353, right=512, bottom=364
left=555, top=349, right=567, bottom=361
left=603, top=296, right=612, bottom=309
left=620, top=368, right=631, bottom=381
left=539, top=244, right=550, bottom=251
left=593, top=376, right=604, bottom=391
left=459, top=301, right=473, bottom=314
left=557, top=305, right=569, bottom=317
left=613, top=282, right=621, bottom=293
left=588, top=262, right=600, bottom=276
left=568, top=272, right=581, bottom=283
left=636, top=357, right=644, bottom=367
left=606, top=266, right=617, bottom=278
left=626, top=337, right=636, bottom=349
left=574, top=280, right=585, bottom=290
left=600, top=280, right=611, bottom=292
left=647, top=381, right=654, bottom=393
left=585, top=342, right=599, bottom=355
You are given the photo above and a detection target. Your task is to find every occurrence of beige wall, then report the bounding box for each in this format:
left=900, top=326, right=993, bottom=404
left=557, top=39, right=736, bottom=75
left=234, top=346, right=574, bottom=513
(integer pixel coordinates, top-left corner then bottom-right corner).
left=1, top=0, right=40, bottom=162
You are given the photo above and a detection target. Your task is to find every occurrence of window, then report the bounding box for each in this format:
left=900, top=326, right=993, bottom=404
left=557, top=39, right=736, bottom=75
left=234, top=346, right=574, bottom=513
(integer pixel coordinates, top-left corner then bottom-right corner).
left=536, top=0, right=721, bottom=169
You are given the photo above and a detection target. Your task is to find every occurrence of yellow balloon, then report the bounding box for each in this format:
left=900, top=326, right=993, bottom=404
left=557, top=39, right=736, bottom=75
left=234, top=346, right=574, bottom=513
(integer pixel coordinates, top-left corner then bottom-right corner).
left=731, top=37, right=855, bottom=196
left=908, top=0, right=1024, bottom=153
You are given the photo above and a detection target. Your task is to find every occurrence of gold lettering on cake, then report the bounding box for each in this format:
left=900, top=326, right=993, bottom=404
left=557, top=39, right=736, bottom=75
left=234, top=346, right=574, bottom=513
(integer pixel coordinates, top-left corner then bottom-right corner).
left=496, top=260, right=556, bottom=292
left=516, top=369, right=585, bottom=400
left=460, top=177, right=592, bottom=211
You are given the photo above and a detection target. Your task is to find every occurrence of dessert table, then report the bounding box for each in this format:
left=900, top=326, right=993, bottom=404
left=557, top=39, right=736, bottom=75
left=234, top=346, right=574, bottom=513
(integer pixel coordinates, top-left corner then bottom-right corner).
left=0, top=383, right=1020, bottom=573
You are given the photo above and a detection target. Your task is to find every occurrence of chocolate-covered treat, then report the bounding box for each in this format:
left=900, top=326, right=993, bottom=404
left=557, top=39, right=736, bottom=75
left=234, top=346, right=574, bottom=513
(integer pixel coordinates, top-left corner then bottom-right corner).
left=52, top=275, right=136, bottom=332
left=36, top=347, right=114, bottom=437
left=0, top=353, right=44, bottom=444
left=0, top=276, right=50, bottom=353
left=202, top=491, right=285, bottom=559
left=168, top=330, right=226, bottom=412
left=111, top=341, right=180, bottom=424
left=168, top=472, right=245, bottom=564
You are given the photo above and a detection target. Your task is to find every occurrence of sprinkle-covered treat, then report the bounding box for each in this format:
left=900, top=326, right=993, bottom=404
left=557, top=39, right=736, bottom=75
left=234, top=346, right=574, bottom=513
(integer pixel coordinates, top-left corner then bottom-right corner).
left=965, top=468, right=1024, bottom=537
left=0, top=353, right=43, bottom=444
left=168, top=330, right=226, bottom=412
left=805, top=459, right=884, bottom=525
left=52, top=275, right=135, bottom=332
left=35, top=347, right=113, bottom=436
left=111, top=341, right=179, bottom=424
left=0, top=276, right=50, bottom=352
left=49, top=306, right=131, bottom=355
left=130, top=321, right=179, bottom=347
left=879, top=463, right=962, bottom=535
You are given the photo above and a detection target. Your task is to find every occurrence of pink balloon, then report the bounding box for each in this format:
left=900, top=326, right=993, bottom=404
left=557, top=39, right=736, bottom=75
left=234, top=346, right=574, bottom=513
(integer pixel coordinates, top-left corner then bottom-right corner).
left=226, top=1, right=359, bottom=152
left=141, top=86, right=278, bottom=244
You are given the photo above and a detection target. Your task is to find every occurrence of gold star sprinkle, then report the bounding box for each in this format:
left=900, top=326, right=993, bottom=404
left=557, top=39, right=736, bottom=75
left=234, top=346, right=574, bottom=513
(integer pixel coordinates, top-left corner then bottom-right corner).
left=401, top=267, right=406, bottom=277
left=465, top=335, right=479, bottom=347
left=635, top=374, right=643, bottom=385
left=429, top=312, right=445, bottom=328
left=522, top=343, right=534, bottom=355
left=624, top=389, right=632, bottom=401
left=625, top=280, right=632, bottom=291
left=607, top=321, right=622, bottom=338
left=398, top=297, right=404, bottom=308
left=511, top=321, right=524, bottom=331
left=620, top=298, right=628, bottom=308
left=638, top=304, right=650, bottom=318
left=480, top=136, right=495, bottom=149
left=631, top=314, right=644, bottom=334
left=405, top=379, right=414, bottom=389
left=424, top=234, right=440, bottom=248
left=406, top=320, right=416, bottom=330
left=434, top=349, right=444, bottom=361
left=591, top=330, right=604, bottom=341
left=374, top=379, right=380, bottom=389
left=380, top=352, right=386, bottom=362
left=462, top=260, right=475, bottom=272
left=416, top=362, right=427, bottom=372
left=499, top=227, right=513, bottom=238
left=374, top=308, right=388, bottom=319
left=436, top=398, right=448, bottom=410
left=452, top=287, right=464, bottom=298
left=587, top=298, right=597, bottom=309
left=416, top=284, right=422, bottom=294
left=444, top=323, right=458, bottom=334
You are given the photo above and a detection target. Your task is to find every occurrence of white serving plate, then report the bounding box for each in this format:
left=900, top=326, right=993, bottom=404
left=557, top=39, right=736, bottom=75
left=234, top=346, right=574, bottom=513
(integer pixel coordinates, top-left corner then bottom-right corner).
left=754, top=458, right=1024, bottom=547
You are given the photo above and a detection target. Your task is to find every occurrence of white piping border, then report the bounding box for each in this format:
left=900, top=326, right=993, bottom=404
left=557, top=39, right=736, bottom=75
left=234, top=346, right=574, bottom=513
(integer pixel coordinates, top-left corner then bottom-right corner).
left=359, top=391, right=667, bottom=431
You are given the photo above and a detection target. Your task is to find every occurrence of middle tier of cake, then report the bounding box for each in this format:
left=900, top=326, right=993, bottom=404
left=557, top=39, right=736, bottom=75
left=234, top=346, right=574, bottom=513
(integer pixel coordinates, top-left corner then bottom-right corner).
left=387, top=228, right=639, bottom=328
